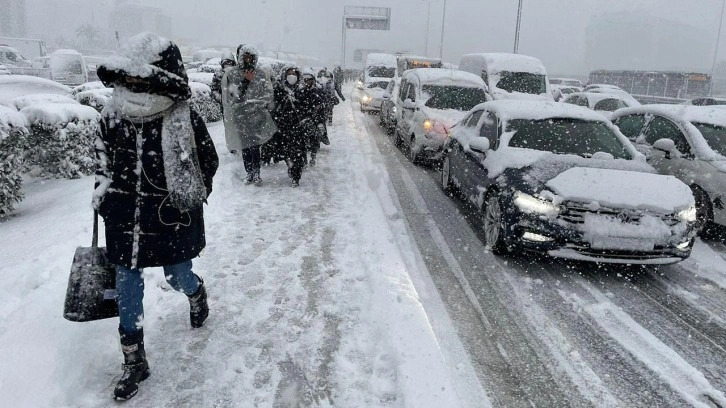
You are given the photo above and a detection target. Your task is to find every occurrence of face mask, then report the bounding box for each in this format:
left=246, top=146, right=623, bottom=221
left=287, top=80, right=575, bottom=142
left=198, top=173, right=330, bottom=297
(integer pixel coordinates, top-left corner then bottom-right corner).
left=320, top=78, right=329, bottom=85
left=113, top=86, right=174, bottom=117
left=286, top=75, right=298, bottom=85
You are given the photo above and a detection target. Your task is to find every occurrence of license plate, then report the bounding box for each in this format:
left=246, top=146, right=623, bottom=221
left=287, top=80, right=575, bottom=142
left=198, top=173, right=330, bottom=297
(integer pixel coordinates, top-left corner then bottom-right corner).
left=590, top=237, right=654, bottom=251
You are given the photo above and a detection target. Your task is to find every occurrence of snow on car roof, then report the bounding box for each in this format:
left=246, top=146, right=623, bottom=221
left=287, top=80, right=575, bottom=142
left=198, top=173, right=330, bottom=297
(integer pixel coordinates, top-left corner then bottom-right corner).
left=51, top=49, right=82, bottom=55
left=0, top=75, right=72, bottom=91
left=615, top=104, right=726, bottom=127
left=365, top=53, right=397, bottom=66
left=477, top=100, right=610, bottom=122
left=461, top=53, right=546, bottom=74
left=569, top=92, right=636, bottom=106
left=403, top=68, right=484, bottom=87
left=13, top=94, right=79, bottom=110
left=20, top=103, right=100, bottom=124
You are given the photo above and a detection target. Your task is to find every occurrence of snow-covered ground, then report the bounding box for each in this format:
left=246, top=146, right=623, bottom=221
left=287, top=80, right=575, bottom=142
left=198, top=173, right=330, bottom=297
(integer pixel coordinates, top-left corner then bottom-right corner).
left=0, top=99, right=487, bottom=407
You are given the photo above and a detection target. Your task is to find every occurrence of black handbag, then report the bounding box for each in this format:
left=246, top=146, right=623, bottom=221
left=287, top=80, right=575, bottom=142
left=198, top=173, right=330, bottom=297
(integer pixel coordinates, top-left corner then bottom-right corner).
left=63, top=210, right=119, bottom=322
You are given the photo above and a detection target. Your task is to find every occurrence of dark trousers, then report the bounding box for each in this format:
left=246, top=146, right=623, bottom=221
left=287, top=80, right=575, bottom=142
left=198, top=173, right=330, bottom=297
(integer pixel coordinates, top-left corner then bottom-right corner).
left=241, top=145, right=261, bottom=175
left=116, top=260, right=200, bottom=333
left=283, top=128, right=306, bottom=182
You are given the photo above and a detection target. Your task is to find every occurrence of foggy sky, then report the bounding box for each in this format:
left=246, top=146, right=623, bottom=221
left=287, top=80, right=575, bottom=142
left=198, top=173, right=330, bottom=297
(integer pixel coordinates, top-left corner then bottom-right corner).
left=25, top=0, right=726, bottom=76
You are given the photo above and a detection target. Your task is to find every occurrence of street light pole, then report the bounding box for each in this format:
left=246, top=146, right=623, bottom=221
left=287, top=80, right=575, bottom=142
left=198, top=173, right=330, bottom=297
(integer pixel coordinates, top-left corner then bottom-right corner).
left=424, top=1, right=431, bottom=57
left=341, top=16, right=347, bottom=68
left=439, top=0, right=447, bottom=60
left=710, top=0, right=726, bottom=95
left=513, top=0, right=523, bottom=53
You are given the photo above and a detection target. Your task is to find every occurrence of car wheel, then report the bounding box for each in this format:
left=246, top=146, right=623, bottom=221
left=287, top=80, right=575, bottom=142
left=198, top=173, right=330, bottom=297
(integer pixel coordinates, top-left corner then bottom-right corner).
left=394, top=128, right=403, bottom=147
left=692, top=186, right=715, bottom=237
left=483, top=193, right=509, bottom=254
left=408, top=135, right=419, bottom=164
left=441, top=154, right=458, bottom=196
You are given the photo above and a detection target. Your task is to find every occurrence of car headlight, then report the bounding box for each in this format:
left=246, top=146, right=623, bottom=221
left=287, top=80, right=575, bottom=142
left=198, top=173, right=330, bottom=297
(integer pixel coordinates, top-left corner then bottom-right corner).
left=391, top=106, right=397, bottom=113
left=423, top=119, right=434, bottom=132
left=677, top=205, right=697, bottom=222
left=361, top=94, right=372, bottom=103
left=513, top=191, right=561, bottom=216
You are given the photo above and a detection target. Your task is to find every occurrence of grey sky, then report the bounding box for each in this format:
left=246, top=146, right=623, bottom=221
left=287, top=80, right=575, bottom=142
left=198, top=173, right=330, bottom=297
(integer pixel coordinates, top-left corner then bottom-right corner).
left=26, top=0, right=726, bottom=75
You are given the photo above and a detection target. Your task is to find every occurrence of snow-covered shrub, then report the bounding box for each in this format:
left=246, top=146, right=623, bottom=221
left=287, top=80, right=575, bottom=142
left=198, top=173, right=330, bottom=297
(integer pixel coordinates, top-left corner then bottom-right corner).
left=20, top=104, right=100, bottom=179
left=0, top=106, right=29, bottom=215
left=72, top=81, right=106, bottom=95
left=75, top=88, right=113, bottom=113
left=187, top=72, right=214, bottom=86
left=13, top=94, right=79, bottom=110
left=189, top=81, right=221, bottom=123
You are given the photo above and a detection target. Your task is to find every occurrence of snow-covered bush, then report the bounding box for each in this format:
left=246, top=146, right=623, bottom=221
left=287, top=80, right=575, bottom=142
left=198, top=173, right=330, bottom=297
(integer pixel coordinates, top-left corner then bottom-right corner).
left=72, top=81, right=106, bottom=95
left=75, top=88, right=113, bottom=113
left=0, top=106, right=29, bottom=215
left=189, top=81, right=221, bottom=123
left=187, top=72, right=214, bottom=86
left=20, top=104, right=100, bottom=179
left=13, top=94, right=79, bottom=110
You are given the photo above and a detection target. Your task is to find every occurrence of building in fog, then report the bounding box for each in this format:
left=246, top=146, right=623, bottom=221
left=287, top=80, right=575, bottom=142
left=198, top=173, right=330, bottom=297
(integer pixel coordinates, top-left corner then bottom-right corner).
left=585, top=12, right=711, bottom=73
left=110, top=3, right=172, bottom=41
left=0, top=0, right=27, bottom=37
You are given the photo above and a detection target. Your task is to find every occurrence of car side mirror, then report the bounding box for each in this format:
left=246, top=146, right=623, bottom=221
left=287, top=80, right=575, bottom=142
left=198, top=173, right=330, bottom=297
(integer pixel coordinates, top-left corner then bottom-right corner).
left=382, top=92, right=390, bottom=99
left=468, top=137, right=490, bottom=154
left=653, top=138, right=676, bottom=159
left=402, top=99, right=417, bottom=110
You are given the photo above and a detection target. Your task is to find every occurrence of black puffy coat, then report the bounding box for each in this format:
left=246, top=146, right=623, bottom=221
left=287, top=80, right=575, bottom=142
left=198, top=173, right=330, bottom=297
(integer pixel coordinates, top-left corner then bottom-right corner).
left=95, top=33, right=219, bottom=269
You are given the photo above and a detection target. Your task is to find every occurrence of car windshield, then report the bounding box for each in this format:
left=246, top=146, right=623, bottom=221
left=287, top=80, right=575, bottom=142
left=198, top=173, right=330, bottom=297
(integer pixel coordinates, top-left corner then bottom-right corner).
left=594, top=98, right=628, bottom=111
left=367, top=81, right=389, bottom=89
left=692, top=122, right=726, bottom=156
left=51, top=55, right=83, bottom=75
left=506, top=118, right=632, bottom=159
left=496, top=71, right=547, bottom=94
left=367, top=66, right=395, bottom=78
left=421, top=85, right=487, bottom=110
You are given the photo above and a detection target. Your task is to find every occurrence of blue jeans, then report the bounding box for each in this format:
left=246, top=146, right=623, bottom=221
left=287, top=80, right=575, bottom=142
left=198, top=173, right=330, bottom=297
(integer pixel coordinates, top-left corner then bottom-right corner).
left=116, top=260, right=200, bottom=333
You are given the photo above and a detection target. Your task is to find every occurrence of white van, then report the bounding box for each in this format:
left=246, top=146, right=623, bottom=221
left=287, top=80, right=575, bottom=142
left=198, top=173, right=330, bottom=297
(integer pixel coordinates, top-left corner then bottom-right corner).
left=458, top=53, right=553, bottom=101
left=364, top=53, right=397, bottom=83
left=50, top=49, right=88, bottom=86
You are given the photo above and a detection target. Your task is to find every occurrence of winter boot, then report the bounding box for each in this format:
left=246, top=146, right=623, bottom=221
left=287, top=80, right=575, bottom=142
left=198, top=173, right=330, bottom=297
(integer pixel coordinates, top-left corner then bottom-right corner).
left=291, top=179, right=299, bottom=188
left=114, top=328, right=150, bottom=401
left=245, top=173, right=254, bottom=184
left=252, top=171, right=262, bottom=185
left=188, top=275, right=209, bottom=328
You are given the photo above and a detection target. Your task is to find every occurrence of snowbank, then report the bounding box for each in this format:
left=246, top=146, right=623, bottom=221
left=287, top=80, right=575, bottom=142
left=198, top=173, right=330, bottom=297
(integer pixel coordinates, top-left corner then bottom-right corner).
left=190, top=81, right=222, bottom=123
left=72, top=81, right=107, bottom=95
left=75, top=88, right=113, bottom=113
left=187, top=72, right=214, bottom=86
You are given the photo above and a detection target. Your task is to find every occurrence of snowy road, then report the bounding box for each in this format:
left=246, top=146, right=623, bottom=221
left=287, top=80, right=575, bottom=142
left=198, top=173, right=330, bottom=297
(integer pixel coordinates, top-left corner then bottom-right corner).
left=352, top=99, right=726, bottom=407
left=2, top=92, right=726, bottom=407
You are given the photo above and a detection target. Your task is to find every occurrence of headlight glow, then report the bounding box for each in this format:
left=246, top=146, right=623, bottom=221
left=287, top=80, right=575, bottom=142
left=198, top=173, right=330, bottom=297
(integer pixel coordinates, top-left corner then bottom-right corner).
left=361, top=94, right=372, bottom=103
left=677, top=205, right=697, bottom=222
left=392, top=106, right=397, bottom=113
left=423, top=119, right=434, bottom=132
left=513, top=191, right=561, bottom=217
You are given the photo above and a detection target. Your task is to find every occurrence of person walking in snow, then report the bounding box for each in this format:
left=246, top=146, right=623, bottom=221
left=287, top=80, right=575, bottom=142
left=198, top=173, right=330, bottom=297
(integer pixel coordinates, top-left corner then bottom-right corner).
left=211, top=51, right=236, bottom=110
left=333, top=65, right=346, bottom=102
left=272, top=65, right=307, bottom=186
left=222, top=44, right=277, bottom=184
left=297, top=69, right=326, bottom=166
left=93, top=32, right=219, bottom=401
left=317, top=67, right=338, bottom=126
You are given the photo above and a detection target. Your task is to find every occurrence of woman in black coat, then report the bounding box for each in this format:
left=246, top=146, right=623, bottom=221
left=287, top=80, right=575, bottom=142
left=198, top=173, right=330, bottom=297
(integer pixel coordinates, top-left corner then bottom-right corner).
left=93, top=32, right=218, bottom=401
left=272, top=66, right=307, bottom=186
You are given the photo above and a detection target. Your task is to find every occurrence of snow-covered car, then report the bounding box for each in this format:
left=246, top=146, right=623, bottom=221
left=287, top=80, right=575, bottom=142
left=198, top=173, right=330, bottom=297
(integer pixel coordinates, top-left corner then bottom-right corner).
left=13, top=94, right=79, bottom=110
left=0, top=46, right=32, bottom=68
left=360, top=79, right=391, bottom=112
left=682, top=97, right=726, bottom=106
left=0, top=75, right=72, bottom=107
left=49, top=49, right=88, bottom=86
left=441, top=100, right=696, bottom=264
left=585, top=83, right=623, bottom=92
left=586, top=87, right=641, bottom=107
left=458, top=53, right=554, bottom=101
left=0, top=64, right=10, bottom=75
left=379, top=77, right=400, bottom=134
left=562, top=91, right=640, bottom=120
left=612, top=105, right=726, bottom=236
left=71, top=81, right=107, bottom=95
left=550, top=77, right=583, bottom=89
left=551, top=84, right=580, bottom=101
left=395, top=68, right=488, bottom=163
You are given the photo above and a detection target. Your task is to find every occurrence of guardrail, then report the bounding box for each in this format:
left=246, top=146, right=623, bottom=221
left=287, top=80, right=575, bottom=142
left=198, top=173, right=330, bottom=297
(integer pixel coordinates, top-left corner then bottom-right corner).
left=632, top=94, right=687, bottom=105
